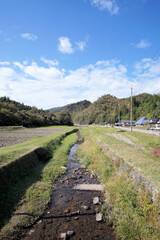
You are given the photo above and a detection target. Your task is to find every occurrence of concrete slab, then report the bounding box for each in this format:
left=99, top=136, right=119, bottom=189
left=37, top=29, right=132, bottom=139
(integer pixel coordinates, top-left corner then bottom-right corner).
left=73, top=184, right=104, bottom=191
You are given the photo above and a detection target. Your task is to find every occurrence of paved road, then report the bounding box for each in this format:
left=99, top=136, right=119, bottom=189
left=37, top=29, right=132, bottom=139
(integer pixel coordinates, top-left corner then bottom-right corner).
left=115, top=126, right=160, bottom=136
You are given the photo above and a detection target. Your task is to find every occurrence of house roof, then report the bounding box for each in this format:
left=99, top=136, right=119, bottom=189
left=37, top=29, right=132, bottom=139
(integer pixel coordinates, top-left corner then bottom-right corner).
left=135, top=116, right=150, bottom=125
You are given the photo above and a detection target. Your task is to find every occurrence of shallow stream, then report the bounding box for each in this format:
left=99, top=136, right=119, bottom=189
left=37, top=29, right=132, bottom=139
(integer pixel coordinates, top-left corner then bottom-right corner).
left=22, top=139, right=115, bottom=240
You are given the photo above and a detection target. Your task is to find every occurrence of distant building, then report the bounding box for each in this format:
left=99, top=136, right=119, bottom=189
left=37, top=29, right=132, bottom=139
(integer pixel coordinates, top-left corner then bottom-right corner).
left=155, top=119, right=160, bottom=129
left=150, top=119, right=160, bottom=130
left=149, top=118, right=159, bottom=124
left=121, top=120, right=136, bottom=126
left=135, top=116, right=150, bottom=125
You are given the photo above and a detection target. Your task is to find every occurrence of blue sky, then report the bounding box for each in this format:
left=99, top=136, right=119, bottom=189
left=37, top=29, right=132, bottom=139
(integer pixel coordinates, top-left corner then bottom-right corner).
left=0, top=0, right=160, bottom=109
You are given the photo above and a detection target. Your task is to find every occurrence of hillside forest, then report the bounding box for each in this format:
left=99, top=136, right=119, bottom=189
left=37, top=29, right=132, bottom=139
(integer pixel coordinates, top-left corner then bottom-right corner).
left=0, top=93, right=159, bottom=127
left=0, top=97, right=73, bottom=127
left=49, top=93, right=160, bottom=125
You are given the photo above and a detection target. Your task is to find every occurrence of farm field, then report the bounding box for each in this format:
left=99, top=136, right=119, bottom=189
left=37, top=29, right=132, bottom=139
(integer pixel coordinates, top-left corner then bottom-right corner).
left=0, top=126, right=70, bottom=148
left=0, top=126, right=76, bottom=168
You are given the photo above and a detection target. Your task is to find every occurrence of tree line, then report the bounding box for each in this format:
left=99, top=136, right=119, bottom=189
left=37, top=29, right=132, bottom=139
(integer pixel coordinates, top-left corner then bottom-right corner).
left=0, top=97, right=73, bottom=127
left=72, top=93, right=160, bottom=124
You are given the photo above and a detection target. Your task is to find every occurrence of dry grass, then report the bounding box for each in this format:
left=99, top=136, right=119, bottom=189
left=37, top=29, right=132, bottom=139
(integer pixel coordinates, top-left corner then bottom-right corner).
left=88, top=127, right=160, bottom=189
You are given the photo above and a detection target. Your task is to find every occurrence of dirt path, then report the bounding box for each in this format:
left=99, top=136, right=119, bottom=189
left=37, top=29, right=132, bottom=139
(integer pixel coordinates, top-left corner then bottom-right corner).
left=21, top=141, right=115, bottom=240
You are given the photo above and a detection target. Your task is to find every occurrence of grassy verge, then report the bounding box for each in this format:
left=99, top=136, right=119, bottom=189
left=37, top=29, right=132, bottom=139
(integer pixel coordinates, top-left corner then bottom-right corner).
left=0, top=130, right=78, bottom=239
left=77, top=127, right=160, bottom=240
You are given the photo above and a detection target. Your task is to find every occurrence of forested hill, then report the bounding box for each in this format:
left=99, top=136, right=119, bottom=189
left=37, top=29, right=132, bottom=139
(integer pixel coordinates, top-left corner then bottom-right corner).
left=0, top=97, right=73, bottom=127
left=49, top=100, right=91, bottom=115
left=1, top=93, right=159, bottom=127
left=72, top=93, right=160, bottom=125
left=70, top=93, right=160, bottom=124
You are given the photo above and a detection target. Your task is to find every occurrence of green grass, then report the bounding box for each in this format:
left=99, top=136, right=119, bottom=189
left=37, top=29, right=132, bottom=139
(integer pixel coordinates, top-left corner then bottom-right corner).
left=78, top=127, right=160, bottom=240
left=0, top=131, right=78, bottom=240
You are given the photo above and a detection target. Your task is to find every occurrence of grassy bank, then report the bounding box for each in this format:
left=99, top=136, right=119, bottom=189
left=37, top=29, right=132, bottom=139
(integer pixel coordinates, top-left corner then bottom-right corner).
left=0, top=129, right=78, bottom=239
left=77, top=127, right=160, bottom=240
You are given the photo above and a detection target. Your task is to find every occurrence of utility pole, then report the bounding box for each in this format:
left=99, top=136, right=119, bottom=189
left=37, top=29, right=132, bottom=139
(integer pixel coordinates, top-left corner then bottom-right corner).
left=118, top=103, right=120, bottom=123
left=130, top=86, right=133, bottom=132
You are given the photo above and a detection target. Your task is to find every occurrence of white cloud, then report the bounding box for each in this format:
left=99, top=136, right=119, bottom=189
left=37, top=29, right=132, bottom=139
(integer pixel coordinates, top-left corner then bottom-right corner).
left=14, top=61, right=63, bottom=82
left=21, top=33, right=38, bottom=41
left=132, top=39, right=151, bottom=49
left=58, top=36, right=87, bottom=54
left=76, top=41, right=86, bottom=51
left=0, top=58, right=160, bottom=109
left=40, top=57, right=59, bottom=67
left=91, top=0, right=119, bottom=15
left=13, top=61, right=24, bottom=70
left=0, top=61, right=10, bottom=66
left=58, top=37, right=74, bottom=54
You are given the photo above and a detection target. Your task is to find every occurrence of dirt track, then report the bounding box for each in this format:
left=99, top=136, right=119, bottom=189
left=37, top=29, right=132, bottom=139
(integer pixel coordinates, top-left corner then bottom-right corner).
left=21, top=142, right=115, bottom=240
left=0, top=128, right=66, bottom=148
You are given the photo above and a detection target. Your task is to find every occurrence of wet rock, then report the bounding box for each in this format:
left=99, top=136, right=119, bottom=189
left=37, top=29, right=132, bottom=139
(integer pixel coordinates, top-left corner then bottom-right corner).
left=28, top=229, right=35, bottom=235
left=90, top=171, right=96, bottom=178
left=37, top=220, right=42, bottom=225
left=96, top=213, right=103, bottom=222
left=71, top=210, right=80, bottom=215
left=81, top=205, right=90, bottom=210
left=60, top=233, right=67, bottom=239
left=93, top=197, right=100, bottom=205
left=67, top=231, right=75, bottom=237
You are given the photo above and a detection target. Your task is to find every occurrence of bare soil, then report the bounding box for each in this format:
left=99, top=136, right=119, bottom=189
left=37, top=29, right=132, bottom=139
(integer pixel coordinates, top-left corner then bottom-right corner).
left=0, top=128, right=66, bottom=148
left=21, top=143, right=115, bottom=240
